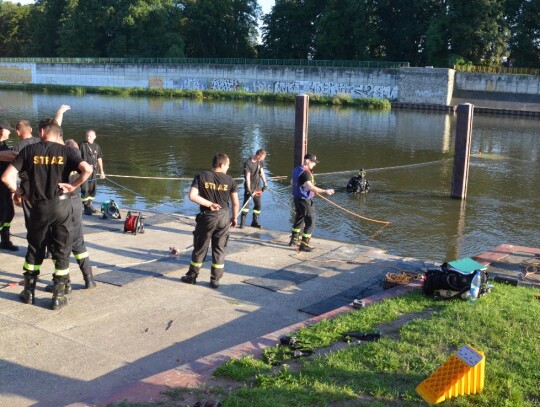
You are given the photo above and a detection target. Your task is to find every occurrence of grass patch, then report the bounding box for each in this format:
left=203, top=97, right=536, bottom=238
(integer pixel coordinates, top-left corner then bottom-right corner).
left=0, top=83, right=390, bottom=111
left=215, top=285, right=539, bottom=406
left=109, top=284, right=540, bottom=406
left=215, top=355, right=272, bottom=381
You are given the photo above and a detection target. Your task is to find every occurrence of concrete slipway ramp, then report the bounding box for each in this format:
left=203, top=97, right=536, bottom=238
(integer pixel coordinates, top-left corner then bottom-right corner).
left=0, top=206, right=446, bottom=406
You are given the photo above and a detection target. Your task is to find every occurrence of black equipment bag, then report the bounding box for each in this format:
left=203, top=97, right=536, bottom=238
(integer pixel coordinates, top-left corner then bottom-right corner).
left=422, top=265, right=489, bottom=299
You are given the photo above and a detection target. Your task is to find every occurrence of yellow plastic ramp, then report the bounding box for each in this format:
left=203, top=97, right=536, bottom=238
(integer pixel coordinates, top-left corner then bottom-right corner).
left=416, top=344, right=485, bottom=404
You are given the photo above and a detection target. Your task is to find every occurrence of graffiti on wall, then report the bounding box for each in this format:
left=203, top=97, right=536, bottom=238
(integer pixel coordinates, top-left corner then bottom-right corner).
left=274, top=81, right=397, bottom=99
left=210, top=79, right=240, bottom=91
left=0, top=65, right=32, bottom=83
left=169, top=77, right=398, bottom=99
left=250, top=80, right=273, bottom=93
left=173, top=78, right=206, bottom=90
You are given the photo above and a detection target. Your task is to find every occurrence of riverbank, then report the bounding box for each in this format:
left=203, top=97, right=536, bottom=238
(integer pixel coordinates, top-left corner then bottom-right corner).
left=3, top=83, right=539, bottom=117
left=1, top=199, right=538, bottom=405
left=0, top=204, right=424, bottom=406
left=0, top=83, right=391, bottom=110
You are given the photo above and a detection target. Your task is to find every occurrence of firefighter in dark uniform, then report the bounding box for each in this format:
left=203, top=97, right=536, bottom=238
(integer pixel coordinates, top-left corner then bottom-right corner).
left=289, top=153, right=334, bottom=252
left=80, top=129, right=105, bottom=215
left=0, top=121, right=18, bottom=251
left=44, top=139, right=97, bottom=293
left=12, top=106, right=70, bottom=233
left=2, top=119, right=92, bottom=310
left=12, top=120, right=39, bottom=232
left=180, top=153, right=239, bottom=288
left=240, top=149, right=268, bottom=228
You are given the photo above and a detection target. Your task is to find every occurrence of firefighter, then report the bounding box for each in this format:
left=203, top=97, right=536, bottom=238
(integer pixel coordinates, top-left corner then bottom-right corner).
left=44, top=139, right=97, bottom=293
left=240, top=149, right=268, bottom=228
left=80, top=129, right=105, bottom=215
left=180, top=153, right=239, bottom=289
left=2, top=119, right=92, bottom=310
left=289, top=153, right=334, bottom=252
left=0, top=122, right=18, bottom=251
left=13, top=105, right=71, bottom=235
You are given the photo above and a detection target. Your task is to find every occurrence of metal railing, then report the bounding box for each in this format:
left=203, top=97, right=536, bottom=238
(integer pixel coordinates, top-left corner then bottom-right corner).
left=454, top=64, right=540, bottom=76
left=0, top=57, right=409, bottom=69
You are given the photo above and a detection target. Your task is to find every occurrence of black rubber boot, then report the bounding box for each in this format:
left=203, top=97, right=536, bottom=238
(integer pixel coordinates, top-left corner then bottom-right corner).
left=288, top=232, right=300, bottom=247
left=0, top=228, right=19, bottom=251
left=20, top=271, right=38, bottom=304
left=239, top=213, right=247, bottom=229
left=89, top=202, right=98, bottom=214
left=51, top=274, right=69, bottom=310
left=83, top=269, right=97, bottom=289
left=83, top=202, right=93, bottom=216
left=181, top=267, right=198, bottom=284
left=45, top=276, right=72, bottom=294
left=210, top=266, right=223, bottom=289
left=251, top=214, right=262, bottom=229
left=299, top=236, right=314, bottom=252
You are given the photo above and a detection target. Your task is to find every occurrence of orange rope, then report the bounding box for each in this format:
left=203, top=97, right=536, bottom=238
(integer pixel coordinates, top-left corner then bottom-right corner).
left=316, top=193, right=390, bottom=225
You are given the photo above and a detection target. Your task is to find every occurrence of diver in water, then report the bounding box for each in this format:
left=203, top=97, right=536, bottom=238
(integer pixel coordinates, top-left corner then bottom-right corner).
left=346, top=169, right=371, bottom=194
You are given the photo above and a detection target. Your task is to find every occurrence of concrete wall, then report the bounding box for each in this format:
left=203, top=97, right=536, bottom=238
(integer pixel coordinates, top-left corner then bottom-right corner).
left=452, top=71, right=540, bottom=111
left=400, top=67, right=455, bottom=105
left=455, top=72, right=540, bottom=95
left=4, top=62, right=540, bottom=109
left=0, top=62, right=456, bottom=105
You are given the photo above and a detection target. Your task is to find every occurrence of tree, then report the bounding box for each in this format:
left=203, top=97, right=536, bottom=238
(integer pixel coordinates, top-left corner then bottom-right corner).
left=180, top=0, right=260, bottom=57
left=376, top=0, right=441, bottom=65
left=314, top=0, right=381, bottom=60
left=446, top=0, right=508, bottom=65
left=30, top=0, right=68, bottom=56
left=97, top=0, right=184, bottom=57
left=506, top=0, right=540, bottom=67
left=0, top=1, right=33, bottom=56
left=424, top=2, right=451, bottom=67
left=56, top=0, right=106, bottom=57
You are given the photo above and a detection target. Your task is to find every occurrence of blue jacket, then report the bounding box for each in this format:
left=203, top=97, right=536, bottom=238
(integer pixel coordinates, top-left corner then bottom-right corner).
left=291, top=165, right=314, bottom=199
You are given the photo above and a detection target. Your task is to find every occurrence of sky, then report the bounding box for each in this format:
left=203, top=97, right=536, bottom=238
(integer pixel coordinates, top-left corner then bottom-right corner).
left=7, top=0, right=276, bottom=13
left=259, top=0, right=274, bottom=14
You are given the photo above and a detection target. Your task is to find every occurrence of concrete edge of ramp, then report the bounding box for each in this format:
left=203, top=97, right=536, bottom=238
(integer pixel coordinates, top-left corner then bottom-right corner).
left=69, top=243, right=540, bottom=406
left=90, top=282, right=422, bottom=405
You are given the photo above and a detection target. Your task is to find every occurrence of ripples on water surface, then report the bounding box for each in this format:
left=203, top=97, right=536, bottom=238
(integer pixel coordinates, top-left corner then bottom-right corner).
left=1, top=90, right=538, bottom=261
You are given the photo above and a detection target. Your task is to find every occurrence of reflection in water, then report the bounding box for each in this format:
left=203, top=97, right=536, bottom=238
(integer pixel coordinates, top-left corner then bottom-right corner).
left=1, top=90, right=538, bottom=261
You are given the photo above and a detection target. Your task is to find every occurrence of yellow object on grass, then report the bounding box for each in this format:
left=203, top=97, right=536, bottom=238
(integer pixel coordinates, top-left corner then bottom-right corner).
left=416, top=345, right=485, bottom=404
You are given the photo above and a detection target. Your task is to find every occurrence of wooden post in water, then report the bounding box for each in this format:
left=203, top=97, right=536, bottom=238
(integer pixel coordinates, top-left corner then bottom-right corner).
left=451, top=103, right=474, bottom=199
left=294, top=94, right=309, bottom=166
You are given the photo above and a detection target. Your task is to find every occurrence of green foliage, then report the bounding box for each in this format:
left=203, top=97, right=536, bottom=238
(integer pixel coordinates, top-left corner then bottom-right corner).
left=375, top=0, right=442, bottom=66
left=260, top=0, right=325, bottom=59
left=180, top=0, right=260, bottom=58
left=449, top=54, right=473, bottom=67
left=0, top=1, right=33, bottom=56
left=69, top=86, right=86, bottom=95
left=1, top=0, right=539, bottom=69
left=446, top=0, right=509, bottom=66
left=505, top=0, right=540, bottom=68
left=0, top=83, right=390, bottom=112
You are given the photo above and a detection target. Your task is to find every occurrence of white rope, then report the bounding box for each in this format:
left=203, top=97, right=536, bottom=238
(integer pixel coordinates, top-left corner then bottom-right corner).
left=105, top=159, right=447, bottom=182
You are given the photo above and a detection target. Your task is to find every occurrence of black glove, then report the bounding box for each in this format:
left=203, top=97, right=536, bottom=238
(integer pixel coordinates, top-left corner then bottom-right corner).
left=262, top=184, right=268, bottom=192
left=246, top=189, right=252, bottom=196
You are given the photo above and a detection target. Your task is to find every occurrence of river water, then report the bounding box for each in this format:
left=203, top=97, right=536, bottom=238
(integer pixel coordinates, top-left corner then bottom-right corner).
left=1, top=90, right=538, bottom=262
